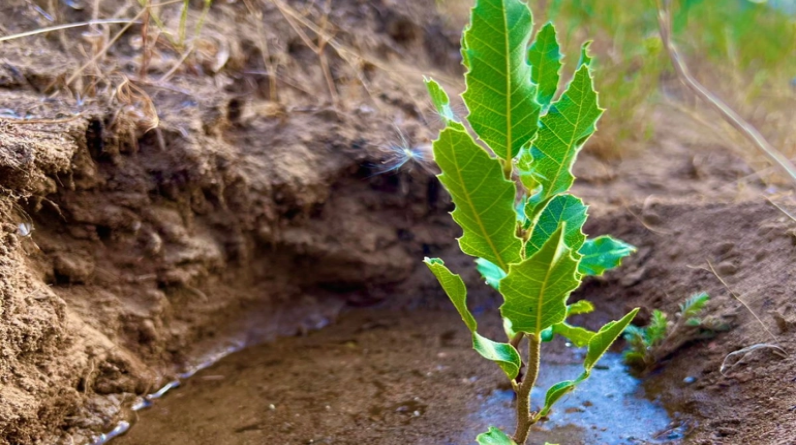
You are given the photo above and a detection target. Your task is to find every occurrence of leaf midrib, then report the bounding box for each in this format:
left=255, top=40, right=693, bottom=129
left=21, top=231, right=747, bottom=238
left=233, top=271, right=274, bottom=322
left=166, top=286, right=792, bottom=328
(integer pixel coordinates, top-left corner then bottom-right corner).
left=502, top=4, right=512, bottom=167
left=534, top=245, right=559, bottom=336
left=546, top=73, right=590, bottom=196
left=451, top=140, right=509, bottom=272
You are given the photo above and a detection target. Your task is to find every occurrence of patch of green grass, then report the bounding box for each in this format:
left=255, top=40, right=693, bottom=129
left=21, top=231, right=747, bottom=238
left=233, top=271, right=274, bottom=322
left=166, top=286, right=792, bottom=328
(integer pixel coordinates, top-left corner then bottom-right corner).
left=547, top=0, right=796, bottom=157
left=624, top=292, right=730, bottom=371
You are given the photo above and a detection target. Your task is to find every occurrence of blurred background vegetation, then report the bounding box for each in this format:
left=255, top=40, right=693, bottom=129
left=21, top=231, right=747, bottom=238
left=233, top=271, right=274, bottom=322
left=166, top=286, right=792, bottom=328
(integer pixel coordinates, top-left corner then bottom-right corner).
left=437, top=0, right=796, bottom=163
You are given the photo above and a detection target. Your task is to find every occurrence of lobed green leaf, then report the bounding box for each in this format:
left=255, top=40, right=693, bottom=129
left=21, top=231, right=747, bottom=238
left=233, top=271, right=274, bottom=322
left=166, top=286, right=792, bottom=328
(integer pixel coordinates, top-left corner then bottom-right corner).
left=539, top=380, right=576, bottom=417
left=476, top=427, right=517, bottom=445
left=540, top=308, right=639, bottom=418
left=433, top=125, right=523, bottom=271
left=528, top=22, right=563, bottom=107
left=499, top=225, right=580, bottom=336
left=424, top=77, right=460, bottom=125
left=525, top=194, right=588, bottom=257
left=567, top=299, right=594, bottom=315
left=578, top=235, right=636, bottom=276
left=530, top=64, right=603, bottom=205
left=552, top=322, right=595, bottom=347
left=517, top=145, right=542, bottom=195
left=578, top=41, right=594, bottom=68
left=475, top=258, right=507, bottom=290
left=461, top=0, right=542, bottom=163
left=425, top=258, right=477, bottom=331
left=646, top=309, right=668, bottom=345
left=473, top=332, right=522, bottom=380
left=680, top=292, right=710, bottom=319
left=424, top=258, right=521, bottom=379
left=584, top=308, right=640, bottom=372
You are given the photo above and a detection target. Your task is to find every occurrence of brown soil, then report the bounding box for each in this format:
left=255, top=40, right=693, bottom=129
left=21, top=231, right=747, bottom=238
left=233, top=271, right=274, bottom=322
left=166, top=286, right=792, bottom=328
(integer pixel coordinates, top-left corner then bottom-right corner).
left=113, top=308, right=676, bottom=445
left=0, top=1, right=795, bottom=445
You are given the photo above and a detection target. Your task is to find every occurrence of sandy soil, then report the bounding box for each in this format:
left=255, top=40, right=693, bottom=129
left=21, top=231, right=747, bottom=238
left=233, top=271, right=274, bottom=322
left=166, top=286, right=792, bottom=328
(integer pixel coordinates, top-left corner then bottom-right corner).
left=0, top=0, right=795, bottom=444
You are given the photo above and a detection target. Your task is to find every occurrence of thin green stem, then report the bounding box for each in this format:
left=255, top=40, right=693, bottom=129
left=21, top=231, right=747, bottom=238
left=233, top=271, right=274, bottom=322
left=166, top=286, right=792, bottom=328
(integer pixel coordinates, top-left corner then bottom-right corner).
left=513, top=334, right=541, bottom=444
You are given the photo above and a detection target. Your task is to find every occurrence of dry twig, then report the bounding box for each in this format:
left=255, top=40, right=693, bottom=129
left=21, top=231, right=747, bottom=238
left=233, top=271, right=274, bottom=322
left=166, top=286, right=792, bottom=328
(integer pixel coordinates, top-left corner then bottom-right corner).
left=655, top=0, right=796, bottom=185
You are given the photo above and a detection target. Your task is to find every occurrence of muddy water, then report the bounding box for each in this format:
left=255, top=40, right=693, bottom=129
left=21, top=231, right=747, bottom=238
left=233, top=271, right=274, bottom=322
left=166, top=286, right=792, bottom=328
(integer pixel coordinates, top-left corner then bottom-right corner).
left=115, top=309, right=684, bottom=445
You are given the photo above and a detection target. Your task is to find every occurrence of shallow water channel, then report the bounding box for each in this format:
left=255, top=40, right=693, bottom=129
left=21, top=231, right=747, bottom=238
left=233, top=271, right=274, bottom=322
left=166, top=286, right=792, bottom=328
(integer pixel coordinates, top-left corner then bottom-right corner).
left=114, top=308, right=684, bottom=445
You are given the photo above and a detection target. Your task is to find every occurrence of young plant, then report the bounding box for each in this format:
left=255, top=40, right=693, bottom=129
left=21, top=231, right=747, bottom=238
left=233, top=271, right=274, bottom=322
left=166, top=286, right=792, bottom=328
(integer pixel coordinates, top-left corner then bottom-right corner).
left=423, top=1, right=638, bottom=443
left=624, top=292, right=727, bottom=370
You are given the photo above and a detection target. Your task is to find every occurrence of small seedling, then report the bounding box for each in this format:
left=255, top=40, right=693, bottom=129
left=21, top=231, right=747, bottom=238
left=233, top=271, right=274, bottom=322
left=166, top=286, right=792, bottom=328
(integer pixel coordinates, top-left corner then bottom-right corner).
left=624, top=292, right=728, bottom=370
left=423, top=1, right=638, bottom=443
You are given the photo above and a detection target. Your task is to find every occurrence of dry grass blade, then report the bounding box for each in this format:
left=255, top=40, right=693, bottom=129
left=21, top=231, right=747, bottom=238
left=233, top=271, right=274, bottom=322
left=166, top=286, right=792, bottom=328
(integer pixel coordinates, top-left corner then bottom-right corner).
left=270, top=0, right=452, bottom=111
left=655, top=0, right=796, bottom=185
left=766, top=196, right=796, bottom=223
left=242, top=0, right=279, bottom=101
left=65, top=0, right=186, bottom=87
left=0, top=115, right=82, bottom=125
left=272, top=0, right=338, bottom=107
left=0, top=19, right=139, bottom=43
left=706, top=259, right=781, bottom=346
left=720, top=343, right=787, bottom=376
left=114, top=76, right=160, bottom=132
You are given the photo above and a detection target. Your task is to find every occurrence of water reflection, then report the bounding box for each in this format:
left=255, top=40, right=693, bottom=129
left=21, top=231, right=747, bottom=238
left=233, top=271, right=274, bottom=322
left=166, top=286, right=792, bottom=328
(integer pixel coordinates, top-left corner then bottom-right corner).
left=463, top=353, right=683, bottom=445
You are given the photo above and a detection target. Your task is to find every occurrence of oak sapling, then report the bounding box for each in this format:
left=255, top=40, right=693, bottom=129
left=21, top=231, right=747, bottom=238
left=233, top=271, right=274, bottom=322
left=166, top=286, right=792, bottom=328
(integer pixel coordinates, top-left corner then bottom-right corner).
left=423, top=1, right=638, bottom=443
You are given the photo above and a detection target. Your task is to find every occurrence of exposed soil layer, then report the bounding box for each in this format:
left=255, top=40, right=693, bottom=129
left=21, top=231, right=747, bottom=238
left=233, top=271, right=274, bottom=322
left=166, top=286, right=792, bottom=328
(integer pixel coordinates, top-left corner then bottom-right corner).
left=1, top=0, right=796, bottom=444
left=0, top=1, right=462, bottom=443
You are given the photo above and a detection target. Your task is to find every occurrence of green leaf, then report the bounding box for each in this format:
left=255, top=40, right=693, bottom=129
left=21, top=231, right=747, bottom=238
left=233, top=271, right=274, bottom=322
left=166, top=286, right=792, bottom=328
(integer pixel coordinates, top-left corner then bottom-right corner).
left=685, top=317, right=702, bottom=327
left=473, top=332, right=521, bottom=380
left=499, top=225, right=580, bottom=336
left=567, top=299, right=594, bottom=315
left=424, top=258, right=477, bottom=331
left=623, top=325, right=648, bottom=349
left=542, top=309, right=639, bottom=417
left=646, top=309, right=668, bottom=345
left=539, top=380, right=576, bottom=417
left=517, top=145, right=543, bottom=193
left=526, top=194, right=588, bottom=257
left=528, top=22, right=562, bottom=107
left=424, top=258, right=521, bottom=379
left=680, top=292, right=710, bottom=319
left=578, top=235, right=636, bottom=276
left=578, top=40, right=593, bottom=67
left=424, top=77, right=459, bottom=124
left=433, top=125, right=522, bottom=271
left=475, top=258, right=507, bottom=290
left=530, top=64, right=603, bottom=203
left=461, top=0, right=542, bottom=163
left=584, top=308, right=640, bottom=373
left=552, top=322, right=595, bottom=347
left=476, top=427, right=517, bottom=445
left=540, top=326, right=554, bottom=342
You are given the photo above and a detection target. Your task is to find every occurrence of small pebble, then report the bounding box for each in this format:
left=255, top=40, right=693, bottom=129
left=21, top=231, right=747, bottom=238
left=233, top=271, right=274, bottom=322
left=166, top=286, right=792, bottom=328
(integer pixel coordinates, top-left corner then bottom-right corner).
left=269, top=404, right=276, bottom=410
left=716, top=261, right=738, bottom=276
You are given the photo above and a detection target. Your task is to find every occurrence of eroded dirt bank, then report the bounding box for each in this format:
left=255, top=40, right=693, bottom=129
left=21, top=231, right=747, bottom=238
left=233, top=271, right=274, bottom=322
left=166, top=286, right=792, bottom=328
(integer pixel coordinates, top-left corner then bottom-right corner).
left=0, top=1, right=463, bottom=443
left=1, top=0, right=796, bottom=444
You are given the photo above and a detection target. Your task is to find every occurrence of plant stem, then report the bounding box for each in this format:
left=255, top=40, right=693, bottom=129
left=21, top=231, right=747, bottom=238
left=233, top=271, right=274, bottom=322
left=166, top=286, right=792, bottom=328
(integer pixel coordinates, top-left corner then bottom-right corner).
left=513, top=334, right=541, bottom=444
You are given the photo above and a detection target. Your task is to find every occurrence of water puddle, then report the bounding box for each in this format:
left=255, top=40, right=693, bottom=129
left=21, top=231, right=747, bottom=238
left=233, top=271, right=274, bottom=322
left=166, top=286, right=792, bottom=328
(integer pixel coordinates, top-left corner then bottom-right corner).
left=463, top=353, right=684, bottom=444
left=112, top=308, right=687, bottom=445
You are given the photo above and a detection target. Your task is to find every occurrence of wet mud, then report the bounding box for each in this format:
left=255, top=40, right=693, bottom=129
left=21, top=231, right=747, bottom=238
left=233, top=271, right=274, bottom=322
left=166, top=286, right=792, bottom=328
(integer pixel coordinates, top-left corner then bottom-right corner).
left=115, top=308, right=682, bottom=445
